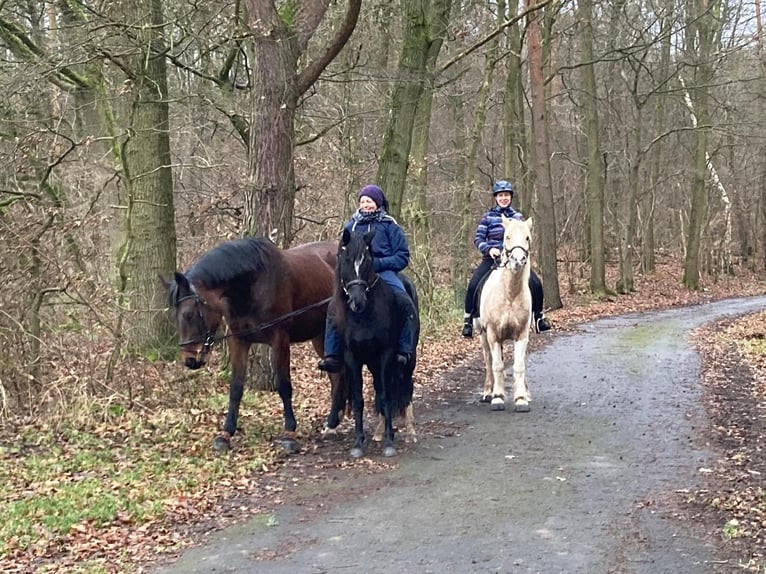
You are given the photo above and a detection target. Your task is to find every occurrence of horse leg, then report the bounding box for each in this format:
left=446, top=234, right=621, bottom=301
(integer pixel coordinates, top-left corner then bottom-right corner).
left=480, top=332, right=494, bottom=403
left=215, top=340, right=249, bottom=452
left=512, top=337, right=531, bottom=412
left=347, top=360, right=365, bottom=459
left=273, top=336, right=300, bottom=454
left=489, top=337, right=506, bottom=411
left=373, top=415, right=385, bottom=442
left=402, top=403, right=417, bottom=444
left=311, top=336, right=346, bottom=438
left=380, top=358, right=397, bottom=457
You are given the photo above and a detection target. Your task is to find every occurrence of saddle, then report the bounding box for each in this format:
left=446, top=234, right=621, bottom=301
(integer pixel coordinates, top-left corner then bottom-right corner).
left=469, top=270, right=494, bottom=320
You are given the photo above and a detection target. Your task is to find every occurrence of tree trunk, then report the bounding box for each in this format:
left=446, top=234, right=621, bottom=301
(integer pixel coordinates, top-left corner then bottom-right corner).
left=408, top=0, right=453, bottom=314
left=117, top=0, right=177, bottom=354
left=682, top=0, right=714, bottom=290
left=503, top=0, right=528, bottom=193
left=243, top=0, right=361, bottom=389
left=375, top=0, right=430, bottom=219
left=576, top=0, right=607, bottom=296
left=526, top=0, right=562, bottom=310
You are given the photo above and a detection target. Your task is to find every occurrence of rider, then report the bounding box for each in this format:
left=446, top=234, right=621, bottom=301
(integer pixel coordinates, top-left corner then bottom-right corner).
left=461, top=179, right=551, bottom=338
left=318, top=184, right=416, bottom=373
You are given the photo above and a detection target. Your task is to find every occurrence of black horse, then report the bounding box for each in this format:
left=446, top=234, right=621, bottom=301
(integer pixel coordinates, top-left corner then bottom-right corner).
left=164, top=237, right=348, bottom=453
left=333, top=228, right=419, bottom=458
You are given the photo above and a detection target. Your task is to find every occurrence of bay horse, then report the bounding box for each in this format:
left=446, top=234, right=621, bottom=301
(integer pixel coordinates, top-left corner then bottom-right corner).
left=475, top=216, right=534, bottom=412
left=334, top=228, right=419, bottom=458
left=164, top=237, right=347, bottom=453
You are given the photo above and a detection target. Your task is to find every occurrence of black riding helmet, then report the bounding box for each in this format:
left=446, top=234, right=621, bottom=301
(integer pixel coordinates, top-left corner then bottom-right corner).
left=492, top=180, right=514, bottom=196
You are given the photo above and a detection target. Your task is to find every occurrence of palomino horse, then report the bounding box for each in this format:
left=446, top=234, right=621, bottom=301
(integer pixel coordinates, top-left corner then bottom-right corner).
left=333, top=229, right=419, bottom=458
left=475, top=216, right=534, bottom=412
left=164, top=238, right=348, bottom=453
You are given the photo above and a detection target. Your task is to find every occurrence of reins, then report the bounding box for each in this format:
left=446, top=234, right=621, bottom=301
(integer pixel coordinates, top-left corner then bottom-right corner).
left=176, top=295, right=333, bottom=348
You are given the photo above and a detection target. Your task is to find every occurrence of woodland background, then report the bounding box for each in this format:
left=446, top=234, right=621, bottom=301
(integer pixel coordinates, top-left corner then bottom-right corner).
left=1, top=0, right=766, bottom=570
left=2, top=0, right=765, bottom=418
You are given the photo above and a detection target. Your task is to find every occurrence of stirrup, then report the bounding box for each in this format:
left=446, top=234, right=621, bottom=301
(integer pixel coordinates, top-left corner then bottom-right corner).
left=461, top=321, right=473, bottom=338
left=535, top=317, right=552, bottom=333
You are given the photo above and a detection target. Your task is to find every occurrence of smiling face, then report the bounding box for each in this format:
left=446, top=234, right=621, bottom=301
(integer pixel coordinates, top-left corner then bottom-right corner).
left=494, top=191, right=513, bottom=208
left=359, top=195, right=378, bottom=213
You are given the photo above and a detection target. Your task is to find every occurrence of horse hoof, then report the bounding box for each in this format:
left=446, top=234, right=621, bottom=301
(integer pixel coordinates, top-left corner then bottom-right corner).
left=320, top=426, right=339, bottom=440
left=480, top=394, right=492, bottom=403
left=383, top=446, right=397, bottom=457
left=491, top=397, right=506, bottom=411
left=372, top=434, right=383, bottom=443
left=350, top=447, right=364, bottom=459
left=277, top=437, right=299, bottom=454
left=404, top=434, right=418, bottom=444
left=514, top=401, right=531, bottom=413
left=212, top=436, right=231, bottom=452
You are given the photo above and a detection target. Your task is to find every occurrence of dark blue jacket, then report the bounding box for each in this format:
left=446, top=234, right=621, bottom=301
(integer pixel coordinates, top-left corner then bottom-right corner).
left=345, top=212, right=409, bottom=292
left=474, top=205, right=523, bottom=258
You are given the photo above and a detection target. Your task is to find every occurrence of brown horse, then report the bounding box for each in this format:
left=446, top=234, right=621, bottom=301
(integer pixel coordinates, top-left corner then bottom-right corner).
left=164, top=237, right=347, bottom=453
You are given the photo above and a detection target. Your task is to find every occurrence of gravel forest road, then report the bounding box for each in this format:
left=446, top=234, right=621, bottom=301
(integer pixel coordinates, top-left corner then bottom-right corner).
left=154, top=296, right=766, bottom=574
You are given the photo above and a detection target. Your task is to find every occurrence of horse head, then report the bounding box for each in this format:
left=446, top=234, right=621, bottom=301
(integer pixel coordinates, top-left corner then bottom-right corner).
left=165, top=271, right=222, bottom=369
left=337, top=228, right=377, bottom=314
left=501, top=216, right=533, bottom=272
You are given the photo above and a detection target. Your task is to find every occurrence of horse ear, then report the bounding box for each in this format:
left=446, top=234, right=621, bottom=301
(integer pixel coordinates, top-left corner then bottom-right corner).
left=500, top=214, right=510, bottom=227
left=342, top=228, right=352, bottom=246
left=363, top=230, right=375, bottom=246
left=174, top=271, right=191, bottom=292
left=525, top=217, right=534, bottom=234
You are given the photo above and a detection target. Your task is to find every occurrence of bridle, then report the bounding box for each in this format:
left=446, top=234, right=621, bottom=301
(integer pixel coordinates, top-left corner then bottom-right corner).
left=495, top=244, right=529, bottom=269
left=174, top=290, right=333, bottom=349
left=341, top=274, right=379, bottom=297
left=175, top=293, right=219, bottom=353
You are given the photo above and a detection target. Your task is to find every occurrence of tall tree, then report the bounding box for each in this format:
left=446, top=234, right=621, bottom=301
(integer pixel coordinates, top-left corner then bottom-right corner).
left=526, top=0, right=562, bottom=309
left=244, top=0, right=361, bottom=244
left=575, top=0, right=607, bottom=296
left=375, top=0, right=430, bottom=219
left=682, top=0, right=717, bottom=289
left=116, top=0, right=177, bottom=353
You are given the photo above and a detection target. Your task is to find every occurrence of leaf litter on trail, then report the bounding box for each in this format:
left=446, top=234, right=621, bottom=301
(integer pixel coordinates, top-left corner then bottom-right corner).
left=1, top=257, right=765, bottom=573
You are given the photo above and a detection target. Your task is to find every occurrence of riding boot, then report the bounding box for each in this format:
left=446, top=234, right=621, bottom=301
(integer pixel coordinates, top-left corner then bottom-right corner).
left=461, top=316, right=473, bottom=338
left=394, top=290, right=415, bottom=364
left=318, top=303, right=343, bottom=372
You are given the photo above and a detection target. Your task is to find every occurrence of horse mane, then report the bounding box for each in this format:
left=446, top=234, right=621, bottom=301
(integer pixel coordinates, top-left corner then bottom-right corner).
left=168, top=238, right=282, bottom=309
left=190, top=238, right=280, bottom=284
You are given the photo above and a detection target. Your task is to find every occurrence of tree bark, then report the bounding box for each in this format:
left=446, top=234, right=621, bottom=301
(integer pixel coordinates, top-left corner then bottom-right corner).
left=576, top=0, right=607, bottom=296
left=117, top=0, right=177, bottom=354
left=375, top=0, right=430, bottom=219
left=526, top=0, right=562, bottom=310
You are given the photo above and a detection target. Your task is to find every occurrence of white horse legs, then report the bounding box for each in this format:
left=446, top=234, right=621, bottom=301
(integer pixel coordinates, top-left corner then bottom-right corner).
left=511, top=338, right=531, bottom=412
left=373, top=404, right=417, bottom=443
left=480, top=335, right=530, bottom=412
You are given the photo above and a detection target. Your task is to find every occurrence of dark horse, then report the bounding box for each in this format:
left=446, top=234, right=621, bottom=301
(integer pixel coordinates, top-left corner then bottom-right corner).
left=334, top=228, right=419, bottom=458
left=164, top=237, right=347, bottom=453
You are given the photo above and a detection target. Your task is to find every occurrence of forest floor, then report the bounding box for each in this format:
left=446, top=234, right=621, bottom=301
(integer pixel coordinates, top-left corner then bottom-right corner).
left=1, top=256, right=765, bottom=573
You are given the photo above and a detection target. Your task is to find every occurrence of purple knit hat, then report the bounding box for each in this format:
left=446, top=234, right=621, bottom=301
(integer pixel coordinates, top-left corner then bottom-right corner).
left=358, top=184, right=387, bottom=210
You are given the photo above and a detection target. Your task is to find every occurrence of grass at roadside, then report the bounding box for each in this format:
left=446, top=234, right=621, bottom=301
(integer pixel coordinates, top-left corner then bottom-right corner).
left=1, top=258, right=765, bottom=573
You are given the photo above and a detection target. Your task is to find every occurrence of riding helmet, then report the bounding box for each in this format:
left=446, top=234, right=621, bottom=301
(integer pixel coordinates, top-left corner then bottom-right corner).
left=492, top=180, right=514, bottom=196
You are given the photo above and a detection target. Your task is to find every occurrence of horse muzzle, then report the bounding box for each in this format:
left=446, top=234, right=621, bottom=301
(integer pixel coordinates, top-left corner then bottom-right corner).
left=184, top=356, right=205, bottom=369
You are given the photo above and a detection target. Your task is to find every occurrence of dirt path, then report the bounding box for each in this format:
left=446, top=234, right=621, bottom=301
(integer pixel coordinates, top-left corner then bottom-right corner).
left=153, top=296, right=766, bottom=574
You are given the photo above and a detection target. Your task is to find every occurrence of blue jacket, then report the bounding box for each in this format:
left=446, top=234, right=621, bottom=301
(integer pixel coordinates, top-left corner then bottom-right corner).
left=345, top=212, right=409, bottom=292
left=474, top=205, right=523, bottom=258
